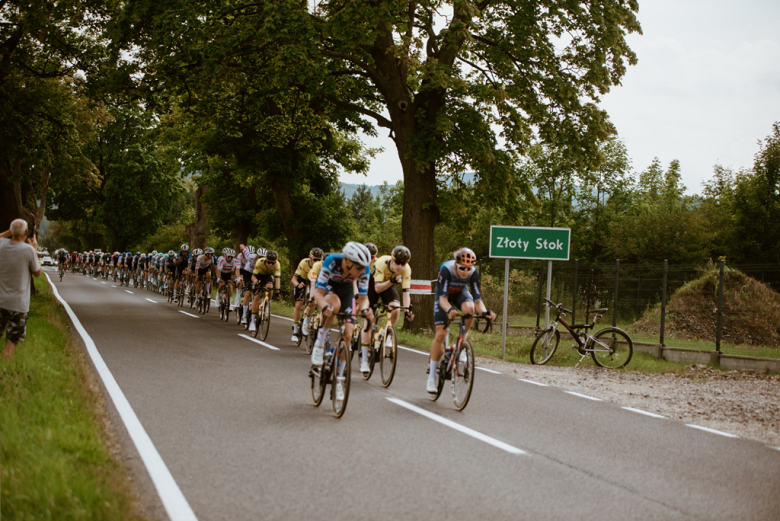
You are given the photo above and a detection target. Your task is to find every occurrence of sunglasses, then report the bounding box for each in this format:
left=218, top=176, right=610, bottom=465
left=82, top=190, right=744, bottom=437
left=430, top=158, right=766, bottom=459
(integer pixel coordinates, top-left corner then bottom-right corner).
left=456, top=264, right=473, bottom=272
left=266, top=260, right=275, bottom=265
left=395, top=261, right=407, bottom=266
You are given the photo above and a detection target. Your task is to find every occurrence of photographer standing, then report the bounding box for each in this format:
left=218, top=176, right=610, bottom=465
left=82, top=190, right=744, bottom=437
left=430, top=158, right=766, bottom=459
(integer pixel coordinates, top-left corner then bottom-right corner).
left=0, top=219, right=42, bottom=361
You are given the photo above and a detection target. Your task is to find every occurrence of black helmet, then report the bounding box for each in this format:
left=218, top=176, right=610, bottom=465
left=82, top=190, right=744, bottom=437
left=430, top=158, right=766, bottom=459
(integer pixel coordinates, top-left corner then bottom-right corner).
left=363, top=242, right=378, bottom=257
left=392, top=245, right=411, bottom=264
left=265, top=250, right=278, bottom=263
left=309, top=247, right=324, bottom=260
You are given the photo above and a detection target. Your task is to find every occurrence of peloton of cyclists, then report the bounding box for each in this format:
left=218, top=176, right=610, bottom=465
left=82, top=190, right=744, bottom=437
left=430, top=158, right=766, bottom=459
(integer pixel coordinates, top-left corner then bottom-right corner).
left=290, top=248, right=324, bottom=343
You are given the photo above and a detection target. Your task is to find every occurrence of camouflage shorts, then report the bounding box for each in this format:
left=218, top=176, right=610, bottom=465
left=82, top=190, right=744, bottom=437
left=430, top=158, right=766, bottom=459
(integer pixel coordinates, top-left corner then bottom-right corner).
left=0, top=308, right=27, bottom=344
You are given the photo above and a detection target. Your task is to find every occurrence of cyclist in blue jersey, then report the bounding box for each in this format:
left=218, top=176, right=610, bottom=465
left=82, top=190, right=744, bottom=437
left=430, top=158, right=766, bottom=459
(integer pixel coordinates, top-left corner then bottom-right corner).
left=310, top=242, right=375, bottom=399
left=172, top=244, right=191, bottom=303
left=427, top=247, right=495, bottom=394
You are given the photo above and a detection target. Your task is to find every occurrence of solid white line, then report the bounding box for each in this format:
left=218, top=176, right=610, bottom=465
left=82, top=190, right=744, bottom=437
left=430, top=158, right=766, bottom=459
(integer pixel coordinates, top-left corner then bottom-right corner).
left=125, top=290, right=134, bottom=294
left=772, top=447, right=780, bottom=452
left=45, top=274, right=197, bottom=520
left=477, top=367, right=501, bottom=374
left=238, top=334, right=280, bottom=351
left=179, top=311, right=199, bottom=318
left=111, top=285, right=117, bottom=288
left=518, top=378, right=549, bottom=387
left=565, top=391, right=602, bottom=401
left=387, top=398, right=526, bottom=455
left=272, top=314, right=293, bottom=322
left=685, top=424, right=739, bottom=438
left=398, top=345, right=427, bottom=355
left=93, top=278, right=97, bottom=280
left=622, top=407, right=667, bottom=419
left=145, top=299, right=157, bottom=304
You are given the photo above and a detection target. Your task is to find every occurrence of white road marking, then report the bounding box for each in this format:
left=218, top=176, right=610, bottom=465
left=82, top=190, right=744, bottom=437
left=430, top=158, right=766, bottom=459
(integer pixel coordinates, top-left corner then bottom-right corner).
left=125, top=290, right=134, bottom=294
left=622, top=407, right=667, bottom=419
left=772, top=447, right=780, bottom=452
left=111, top=285, right=117, bottom=288
left=238, top=334, right=280, bottom=351
left=93, top=278, right=97, bottom=280
left=145, top=299, right=157, bottom=304
left=45, top=274, right=197, bottom=521
left=179, top=311, right=199, bottom=318
left=565, top=391, right=602, bottom=401
left=518, top=378, right=549, bottom=387
left=101, top=282, right=106, bottom=285
left=398, top=345, right=427, bottom=355
left=387, top=398, right=526, bottom=455
left=685, top=424, right=739, bottom=438
left=272, top=314, right=293, bottom=321
left=477, top=367, right=501, bottom=374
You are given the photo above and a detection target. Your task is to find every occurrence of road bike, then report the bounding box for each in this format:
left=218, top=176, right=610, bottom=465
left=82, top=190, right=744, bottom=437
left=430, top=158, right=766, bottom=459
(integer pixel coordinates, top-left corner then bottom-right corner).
left=309, top=311, right=356, bottom=418
left=176, top=276, right=187, bottom=307
left=217, top=280, right=232, bottom=321
left=244, top=285, right=271, bottom=340
left=196, top=277, right=211, bottom=314
left=58, top=263, right=65, bottom=281
left=293, top=285, right=310, bottom=347
left=429, top=313, right=483, bottom=411
left=352, top=303, right=409, bottom=387
left=305, top=305, right=321, bottom=355
left=530, top=297, right=633, bottom=369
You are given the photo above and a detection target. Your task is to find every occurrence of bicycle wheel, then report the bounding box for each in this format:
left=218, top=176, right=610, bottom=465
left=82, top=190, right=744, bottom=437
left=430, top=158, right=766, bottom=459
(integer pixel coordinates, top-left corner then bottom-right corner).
left=379, top=326, right=397, bottom=388
left=252, top=312, right=261, bottom=338
left=219, top=294, right=226, bottom=320
left=311, top=362, right=327, bottom=407
left=168, top=286, right=174, bottom=303
left=453, top=340, right=475, bottom=411
left=236, top=302, right=243, bottom=325
left=260, top=300, right=270, bottom=340
left=530, top=328, right=560, bottom=365
left=204, top=290, right=210, bottom=314
left=332, top=339, right=351, bottom=418
left=590, top=328, right=633, bottom=369
left=430, top=359, right=445, bottom=401
left=306, top=322, right=318, bottom=355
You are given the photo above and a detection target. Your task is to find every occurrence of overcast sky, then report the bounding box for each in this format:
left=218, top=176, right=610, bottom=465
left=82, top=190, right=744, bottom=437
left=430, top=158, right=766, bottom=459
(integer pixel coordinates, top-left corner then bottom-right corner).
left=340, top=0, right=780, bottom=194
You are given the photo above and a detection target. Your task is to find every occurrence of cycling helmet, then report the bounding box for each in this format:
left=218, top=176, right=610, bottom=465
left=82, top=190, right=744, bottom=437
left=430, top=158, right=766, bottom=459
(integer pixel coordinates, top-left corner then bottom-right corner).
left=226, top=248, right=235, bottom=257
left=392, top=245, right=411, bottom=264
left=141, top=254, right=146, bottom=259
left=167, top=250, right=175, bottom=256
left=204, top=247, right=215, bottom=254
left=152, top=250, right=158, bottom=255
left=245, top=245, right=256, bottom=255
left=454, top=247, right=476, bottom=267
left=363, top=243, right=378, bottom=257
left=265, top=250, right=278, bottom=263
left=309, top=247, right=324, bottom=260
left=193, top=248, right=203, bottom=256
left=180, top=244, right=189, bottom=251
left=343, top=242, right=371, bottom=267
left=257, top=247, right=268, bottom=258
left=222, top=247, right=230, bottom=255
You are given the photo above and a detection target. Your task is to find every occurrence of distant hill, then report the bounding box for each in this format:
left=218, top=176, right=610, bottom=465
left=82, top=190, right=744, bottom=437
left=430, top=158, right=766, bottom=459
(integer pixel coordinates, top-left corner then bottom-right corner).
left=340, top=183, right=383, bottom=200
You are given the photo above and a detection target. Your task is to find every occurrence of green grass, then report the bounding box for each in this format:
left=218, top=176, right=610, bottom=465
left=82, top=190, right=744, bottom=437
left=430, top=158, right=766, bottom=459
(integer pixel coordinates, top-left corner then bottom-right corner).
left=0, top=276, right=146, bottom=521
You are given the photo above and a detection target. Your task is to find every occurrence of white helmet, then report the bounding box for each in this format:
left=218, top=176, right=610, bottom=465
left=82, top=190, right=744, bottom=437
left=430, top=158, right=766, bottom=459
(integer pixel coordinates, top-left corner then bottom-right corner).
left=246, top=245, right=256, bottom=255
left=226, top=248, right=235, bottom=257
left=343, top=241, right=371, bottom=267
left=204, top=247, right=215, bottom=254
left=257, top=247, right=267, bottom=258
left=167, top=250, right=175, bottom=256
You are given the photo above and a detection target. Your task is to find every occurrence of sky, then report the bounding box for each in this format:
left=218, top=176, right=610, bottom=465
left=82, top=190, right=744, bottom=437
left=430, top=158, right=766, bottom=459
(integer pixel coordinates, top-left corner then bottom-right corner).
left=339, top=0, right=780, bottom=194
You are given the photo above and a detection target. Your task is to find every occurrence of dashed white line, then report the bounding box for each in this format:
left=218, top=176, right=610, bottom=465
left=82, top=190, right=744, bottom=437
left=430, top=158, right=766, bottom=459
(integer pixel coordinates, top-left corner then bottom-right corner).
left=518, top=378, right=549, bottom=387
left=101, top=282, right=106, bottom=285
left=685, top=424, right=738, bottom=438
left=272, top=314, right=293, bottom=322
left=565, top=391, right=602, bottom=401
left=772, top=447, right=780, bottom=452
left=398, top=345, right=427, bottom=355
left=111, top=285, right=117, bottom=288
left=125, top=290, right=134, bottom=294
left=622, top=407, right=667, bottom=419
left=387, top=398, right=526, bottom=455
left=179, top=311, right=199, bottom=318
left=477, top=367, right=501, bottom=374
left=238, top=334, right=280, bottom=351
left=145, top=299, right=157, bottom=303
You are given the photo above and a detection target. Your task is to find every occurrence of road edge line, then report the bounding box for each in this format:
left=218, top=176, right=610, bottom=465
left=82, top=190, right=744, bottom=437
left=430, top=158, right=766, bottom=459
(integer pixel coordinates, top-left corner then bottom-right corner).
left=46, top=274, right=198, bottom=521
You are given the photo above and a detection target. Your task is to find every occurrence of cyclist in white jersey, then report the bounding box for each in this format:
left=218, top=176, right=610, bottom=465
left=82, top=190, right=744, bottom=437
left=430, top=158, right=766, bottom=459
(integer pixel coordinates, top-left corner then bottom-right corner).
left=194, top=247, right=216, bottom=299
left=237, top=244, right=258, bottom=324
left=217, top=248, right=240, bottom=308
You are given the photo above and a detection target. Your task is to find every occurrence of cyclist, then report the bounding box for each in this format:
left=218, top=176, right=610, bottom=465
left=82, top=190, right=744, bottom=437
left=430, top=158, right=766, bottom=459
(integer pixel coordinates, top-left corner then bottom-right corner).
left=194, top=247, right=216, bottom=303
left=248, top=250, right=282, bottom=332
left=291, top=247, right=324, bottom=342
left=427, top=247, right=495, bottom=394
left=358, top=245, right=415, bottom=375
left=237, top=244, right=258, bottom=324
left=70, top=250, right=78, bottom=271
left=57, top=249, right=68, bottom=277
left=172, top=244, right=191, bottom=303
left=216, top=248, right=239, bottom=312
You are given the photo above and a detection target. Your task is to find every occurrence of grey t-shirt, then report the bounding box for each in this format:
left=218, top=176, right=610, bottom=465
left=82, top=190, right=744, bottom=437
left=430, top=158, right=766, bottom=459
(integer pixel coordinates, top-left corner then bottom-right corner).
left=0, top=239, right=41, bottom=313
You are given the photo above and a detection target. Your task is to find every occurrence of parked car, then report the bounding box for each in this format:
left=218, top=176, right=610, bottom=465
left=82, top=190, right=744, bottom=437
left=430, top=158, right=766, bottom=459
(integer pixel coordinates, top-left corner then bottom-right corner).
left=41, top=256, right=54, bottom=266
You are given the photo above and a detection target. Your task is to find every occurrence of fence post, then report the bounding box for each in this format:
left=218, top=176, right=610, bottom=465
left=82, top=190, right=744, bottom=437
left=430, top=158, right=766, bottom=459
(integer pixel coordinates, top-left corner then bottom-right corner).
left=716, top=259, right=725, bottom=352
left=572, top=259, right=578, bottom=326
left=660, top=259, right=668, bottom=346
left=613, top=259, right=620, bottom=328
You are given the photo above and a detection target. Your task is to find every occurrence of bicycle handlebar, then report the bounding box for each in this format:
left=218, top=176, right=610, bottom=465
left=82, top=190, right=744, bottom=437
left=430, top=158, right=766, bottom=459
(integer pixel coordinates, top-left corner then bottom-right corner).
left=543, top=297, right=572, bottom=315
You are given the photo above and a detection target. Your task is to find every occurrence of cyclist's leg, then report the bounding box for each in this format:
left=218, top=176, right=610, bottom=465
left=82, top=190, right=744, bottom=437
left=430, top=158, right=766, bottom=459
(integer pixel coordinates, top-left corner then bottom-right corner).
left=311, top=290, right=341, bottom=365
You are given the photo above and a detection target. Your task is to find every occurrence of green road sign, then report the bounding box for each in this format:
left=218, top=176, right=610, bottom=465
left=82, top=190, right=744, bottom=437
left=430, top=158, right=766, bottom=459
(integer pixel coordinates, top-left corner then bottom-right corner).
left=489, top=225, right=571, bottom=260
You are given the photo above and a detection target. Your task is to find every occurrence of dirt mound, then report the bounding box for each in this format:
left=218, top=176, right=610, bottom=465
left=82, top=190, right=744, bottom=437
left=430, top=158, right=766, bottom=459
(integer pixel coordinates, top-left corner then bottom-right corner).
left=632, top=264, right=780, bottom=347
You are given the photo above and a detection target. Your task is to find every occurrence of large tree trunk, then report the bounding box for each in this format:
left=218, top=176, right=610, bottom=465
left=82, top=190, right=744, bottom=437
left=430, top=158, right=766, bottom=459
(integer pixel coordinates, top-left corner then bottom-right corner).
left=267, top=176, right=307, bottom=298
left=186, top=185, right=210, bottom=249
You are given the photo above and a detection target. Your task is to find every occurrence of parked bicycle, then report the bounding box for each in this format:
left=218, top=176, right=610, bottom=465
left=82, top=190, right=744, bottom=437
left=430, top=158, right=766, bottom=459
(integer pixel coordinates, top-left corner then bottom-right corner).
left=530, top=297, right=633, bottom=369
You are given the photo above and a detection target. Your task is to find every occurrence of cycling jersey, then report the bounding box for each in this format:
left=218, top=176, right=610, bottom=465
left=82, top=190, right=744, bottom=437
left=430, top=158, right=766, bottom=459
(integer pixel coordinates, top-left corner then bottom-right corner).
left=308, top=260, right=323, bottom=282
left=434, top=260, right=482, bottom=302
left=373, top=255, right=412, bottom=291
left=253, top=257, right=281, bottom=277
left=217, top=256, right=239, bottom=273
left=315, top=253, right=369, bottom=296
left=196, top=254, right=214, bottom=269
left=294, top=258, right=314, bottom=279
left=240, top=247, right=258, bottom=272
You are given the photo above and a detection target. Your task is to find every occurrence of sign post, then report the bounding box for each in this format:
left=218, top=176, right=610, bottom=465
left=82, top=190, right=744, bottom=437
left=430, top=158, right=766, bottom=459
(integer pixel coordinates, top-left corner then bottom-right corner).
left=489, top=226, right=571, bottom=357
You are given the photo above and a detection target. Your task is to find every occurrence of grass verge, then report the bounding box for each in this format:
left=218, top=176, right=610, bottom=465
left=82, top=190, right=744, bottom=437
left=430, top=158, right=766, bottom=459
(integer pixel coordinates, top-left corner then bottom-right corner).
left=0, top=275, right=146, bottom=520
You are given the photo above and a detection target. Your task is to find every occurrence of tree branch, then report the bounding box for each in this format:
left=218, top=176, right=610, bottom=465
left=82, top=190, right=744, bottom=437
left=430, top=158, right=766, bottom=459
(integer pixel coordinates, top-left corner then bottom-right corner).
left=325, top=96, right=393, bottom=130
left=320, top=49, right=379, bottom=80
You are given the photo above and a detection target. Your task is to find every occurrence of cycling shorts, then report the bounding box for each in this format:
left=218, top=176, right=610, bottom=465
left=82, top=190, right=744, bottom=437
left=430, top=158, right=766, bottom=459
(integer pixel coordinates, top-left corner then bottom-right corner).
left=368, top=279, right=400, bottom=310
left=219, top=271, right=233, bottom=283
left=241, top=268, right=253, bottom=288
left=322, top=281, right=355, bottom=324
left=197, top=268, right=211, bottom=279
left=254, top=273, right=274, bottom=289
left=433, top=288, right=474, bottom=326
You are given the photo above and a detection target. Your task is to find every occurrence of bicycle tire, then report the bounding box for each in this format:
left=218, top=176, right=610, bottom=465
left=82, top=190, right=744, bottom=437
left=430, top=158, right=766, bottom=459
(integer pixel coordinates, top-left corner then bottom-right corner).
left=430, top=359, right=445, bottom=401
left=379, top=326, right=397, bottom=388
left=332, top=339, right=351, bottom=418
left=311, top=362, right=326, bottom=407
left=260, top=300, right=270, bottom=340
left=204, top=291, right=210, bottom=314
left=364, top=333, right=376, bottom=381
left=252, top=312, right=261, bottom=338
left=453, top=340, right=475, bottom=411
left=236, top=303, right=243, bottom=325
left=244, top=310, right=251, bottom=331
left=306, top=323, right=318, bottom=355
left=530, top=328, right=561, bottom=365
left=219, top=294, right=225, bottom=320
left=295, top=323, right=304, bottom=347
left=590, top=328, right=633, bottom=369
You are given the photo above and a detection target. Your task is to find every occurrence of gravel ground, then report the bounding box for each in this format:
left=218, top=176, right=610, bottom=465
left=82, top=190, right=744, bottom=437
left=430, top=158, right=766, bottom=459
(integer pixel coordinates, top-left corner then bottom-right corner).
left=477, top=357, right=780, bottom=447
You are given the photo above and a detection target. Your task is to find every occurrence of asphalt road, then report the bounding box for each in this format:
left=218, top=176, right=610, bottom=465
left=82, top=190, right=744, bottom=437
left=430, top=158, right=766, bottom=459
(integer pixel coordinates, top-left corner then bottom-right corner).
left=48, top=269, right=780, bottom=521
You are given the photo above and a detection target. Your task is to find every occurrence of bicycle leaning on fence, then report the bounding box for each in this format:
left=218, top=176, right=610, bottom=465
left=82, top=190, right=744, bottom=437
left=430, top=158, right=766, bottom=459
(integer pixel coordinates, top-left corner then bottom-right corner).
left=530, top=297, right=633, bottom=369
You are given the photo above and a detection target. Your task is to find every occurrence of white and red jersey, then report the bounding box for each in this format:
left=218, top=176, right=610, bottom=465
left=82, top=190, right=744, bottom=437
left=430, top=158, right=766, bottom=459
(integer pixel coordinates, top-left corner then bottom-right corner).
left=240, top=247, right=258, bottom=272
left=196, top=254, right=214, bottom=269
left=217, top=256, right=239, bottom=273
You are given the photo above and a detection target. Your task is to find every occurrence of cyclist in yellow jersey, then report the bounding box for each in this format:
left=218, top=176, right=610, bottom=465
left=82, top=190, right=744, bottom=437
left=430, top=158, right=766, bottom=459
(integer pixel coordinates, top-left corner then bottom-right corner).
left=359, top=245, right=415, bottom=375
left=291, top=247, right=324, bottom=342
left=248, top=250, right=281, bottom=332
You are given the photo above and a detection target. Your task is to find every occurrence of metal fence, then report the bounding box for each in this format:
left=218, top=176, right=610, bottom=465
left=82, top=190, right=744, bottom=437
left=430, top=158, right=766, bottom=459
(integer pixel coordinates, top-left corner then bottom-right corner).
left=477, top=258, right=780, bottom=349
